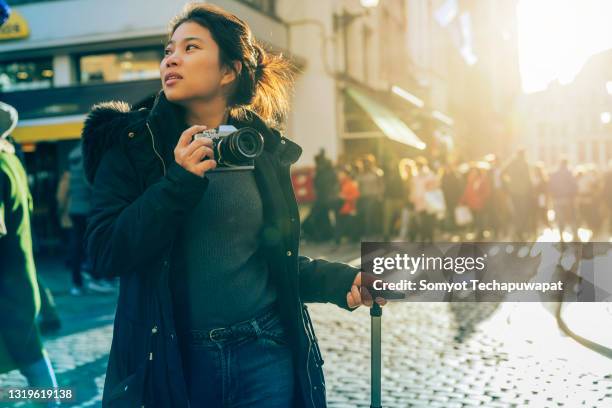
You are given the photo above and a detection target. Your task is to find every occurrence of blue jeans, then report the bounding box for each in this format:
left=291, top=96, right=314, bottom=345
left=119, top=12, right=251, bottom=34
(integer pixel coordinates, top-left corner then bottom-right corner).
left=180, top=305, right=295, bottom=407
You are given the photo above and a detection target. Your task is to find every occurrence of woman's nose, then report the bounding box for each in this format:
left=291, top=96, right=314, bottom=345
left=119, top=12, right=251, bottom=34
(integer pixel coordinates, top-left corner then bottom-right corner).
left=165, top=53, right=181, bottom=67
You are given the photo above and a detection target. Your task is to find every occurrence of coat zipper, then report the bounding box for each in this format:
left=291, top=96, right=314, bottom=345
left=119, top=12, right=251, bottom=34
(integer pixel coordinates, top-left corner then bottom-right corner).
left=150, top=325, right=158, bottom=361
left=146, top=122, right=167, bottom=176
left=158, top=262, right=191, bottom=408
left=302, top=305, right=316, bottom=408
left=141, top=324, right=158, bottom=407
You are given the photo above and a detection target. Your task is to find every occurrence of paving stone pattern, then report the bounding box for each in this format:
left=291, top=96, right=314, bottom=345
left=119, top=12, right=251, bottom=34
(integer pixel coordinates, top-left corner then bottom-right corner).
left=312, top=301, right=612, bottom=407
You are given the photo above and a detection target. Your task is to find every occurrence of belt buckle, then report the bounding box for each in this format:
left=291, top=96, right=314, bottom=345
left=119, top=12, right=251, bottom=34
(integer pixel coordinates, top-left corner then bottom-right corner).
left=209, top=327, right=226, bottom=341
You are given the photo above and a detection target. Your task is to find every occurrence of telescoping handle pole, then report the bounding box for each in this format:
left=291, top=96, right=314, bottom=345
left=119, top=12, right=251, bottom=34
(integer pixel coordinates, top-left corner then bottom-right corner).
left=370, top=302, right=382, bottom=408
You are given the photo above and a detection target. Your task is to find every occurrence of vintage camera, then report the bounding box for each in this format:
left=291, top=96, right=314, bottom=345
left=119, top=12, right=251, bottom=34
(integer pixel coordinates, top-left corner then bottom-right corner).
left=192, top=125, right=264, bottom=171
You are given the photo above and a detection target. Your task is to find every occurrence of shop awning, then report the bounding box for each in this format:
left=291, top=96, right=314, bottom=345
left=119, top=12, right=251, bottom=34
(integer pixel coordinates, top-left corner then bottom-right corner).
left=4, top=79, right=162, bottom=143
left=2, top=79, right=161, bottom=121
left=12, top=116, right=85, bottom=143
left=345, top=87, right=426, bottom=150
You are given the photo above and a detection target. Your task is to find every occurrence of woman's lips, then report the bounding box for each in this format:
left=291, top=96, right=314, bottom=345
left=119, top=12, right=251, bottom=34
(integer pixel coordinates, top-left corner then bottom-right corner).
left=164, top=72, right=183, bottom=86
left=165, top=78, right=181, bottom=86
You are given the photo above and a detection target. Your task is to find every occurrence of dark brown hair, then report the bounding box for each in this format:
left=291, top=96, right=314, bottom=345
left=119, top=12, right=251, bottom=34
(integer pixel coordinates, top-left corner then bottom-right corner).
left=169, top=3, right=295, bottom=127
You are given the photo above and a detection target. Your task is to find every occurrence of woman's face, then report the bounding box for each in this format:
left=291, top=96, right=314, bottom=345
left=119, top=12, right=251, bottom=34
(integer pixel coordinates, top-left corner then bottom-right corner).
left=161, top=22, right=235, bottom=104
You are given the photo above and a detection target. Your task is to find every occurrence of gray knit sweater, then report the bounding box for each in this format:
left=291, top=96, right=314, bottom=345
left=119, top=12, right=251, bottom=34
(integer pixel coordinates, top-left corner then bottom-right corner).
left=170, top=170, right=277, bottom=331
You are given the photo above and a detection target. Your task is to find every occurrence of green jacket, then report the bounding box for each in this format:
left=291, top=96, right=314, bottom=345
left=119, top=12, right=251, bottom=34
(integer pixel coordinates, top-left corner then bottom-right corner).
left=0, top=138, right=41, bottom=373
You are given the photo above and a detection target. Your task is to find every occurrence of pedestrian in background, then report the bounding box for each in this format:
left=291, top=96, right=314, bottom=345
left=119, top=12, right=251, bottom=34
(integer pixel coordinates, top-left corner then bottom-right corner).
left=56, top=169, right=72, bottom=237
left=304, top=148, right=337, bottom=242
left=532, top=162, right=550, bottom=233
left=440, top=161, right=464, bottom=234
left=0, top=101, right=59, bottom=404
left=335, top=166, right=360, bottom=245
left=485, top=154, right=510, bottom=239
left=502, top=148, right=534, bottom=240
left=356, top=154, right=384, bottom=239
left=576, top=165, right=601, bottom=237
left=459, top=164, right=491, bottom=239
left=398, top=158, right=417, bottom=241
left=381, top=157, right=406, bottom=241
left=411, top=157, right=439, bottom=243
left=59, top=144, right=114, bottom=295
left=549, top=158, right=578, bottom=241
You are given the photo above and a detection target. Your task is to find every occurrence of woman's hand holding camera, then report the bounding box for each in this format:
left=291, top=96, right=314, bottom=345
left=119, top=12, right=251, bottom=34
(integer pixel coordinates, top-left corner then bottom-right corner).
left=174, top=125, right=217, bottom=177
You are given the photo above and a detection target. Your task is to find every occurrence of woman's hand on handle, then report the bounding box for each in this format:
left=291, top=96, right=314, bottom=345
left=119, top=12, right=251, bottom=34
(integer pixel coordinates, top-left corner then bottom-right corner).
left=347, top=271, right=388, bottom=309
left=174, top=125, right=217, bottom=177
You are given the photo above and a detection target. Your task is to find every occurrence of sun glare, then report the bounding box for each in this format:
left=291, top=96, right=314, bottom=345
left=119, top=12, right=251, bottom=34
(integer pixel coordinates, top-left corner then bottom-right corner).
left=517, top=0, right=612, bottom=94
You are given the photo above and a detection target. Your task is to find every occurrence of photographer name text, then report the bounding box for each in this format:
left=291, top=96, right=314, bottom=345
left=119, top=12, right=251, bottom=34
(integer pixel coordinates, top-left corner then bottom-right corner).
left=374, top=279, right=564, bottom=293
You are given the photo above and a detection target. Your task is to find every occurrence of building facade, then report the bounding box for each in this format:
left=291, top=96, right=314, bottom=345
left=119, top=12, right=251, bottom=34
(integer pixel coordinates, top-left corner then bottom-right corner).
left=518, top=50, right=612, bottom=168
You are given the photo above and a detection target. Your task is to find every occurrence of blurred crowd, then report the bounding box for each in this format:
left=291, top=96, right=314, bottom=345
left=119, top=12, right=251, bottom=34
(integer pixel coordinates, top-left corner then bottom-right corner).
left=303, top=148, right=612, bottom=244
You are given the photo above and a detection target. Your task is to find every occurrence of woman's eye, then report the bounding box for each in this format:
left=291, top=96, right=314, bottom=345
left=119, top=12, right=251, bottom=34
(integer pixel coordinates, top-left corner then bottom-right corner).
left=164, top=49, right=172, bottom=56
left=186, top=44, right=198, bottom=51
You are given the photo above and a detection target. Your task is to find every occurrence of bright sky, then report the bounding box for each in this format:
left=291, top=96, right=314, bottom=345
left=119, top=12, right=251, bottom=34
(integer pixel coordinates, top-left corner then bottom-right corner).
left=516, top=0, right=612, bottom=94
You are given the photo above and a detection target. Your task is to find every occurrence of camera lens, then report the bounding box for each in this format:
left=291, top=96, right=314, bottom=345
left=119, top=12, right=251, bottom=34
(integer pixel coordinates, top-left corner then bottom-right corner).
left=236, top=132, right=260, bottom=156
left=219, top=128, right=264, bottom=165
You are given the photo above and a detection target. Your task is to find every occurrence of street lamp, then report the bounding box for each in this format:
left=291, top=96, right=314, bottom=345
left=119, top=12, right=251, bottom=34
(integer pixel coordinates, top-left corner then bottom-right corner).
left=360, top=0, right=380, bottom=8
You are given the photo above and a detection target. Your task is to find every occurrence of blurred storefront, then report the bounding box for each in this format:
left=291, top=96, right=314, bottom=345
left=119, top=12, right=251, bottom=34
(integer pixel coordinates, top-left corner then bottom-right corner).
left=0, top=0, right=287, bottom=252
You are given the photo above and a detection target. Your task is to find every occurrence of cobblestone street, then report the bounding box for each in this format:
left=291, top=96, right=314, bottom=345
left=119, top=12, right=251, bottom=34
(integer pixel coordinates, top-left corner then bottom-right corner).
left=313, top=301, right=611, bottom=407
left=1, top=242, right=611, bottom=407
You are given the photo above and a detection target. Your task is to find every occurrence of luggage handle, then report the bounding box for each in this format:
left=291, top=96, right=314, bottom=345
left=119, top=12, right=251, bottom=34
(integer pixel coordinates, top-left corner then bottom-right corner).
left=370, top=302, right=383, bottom=408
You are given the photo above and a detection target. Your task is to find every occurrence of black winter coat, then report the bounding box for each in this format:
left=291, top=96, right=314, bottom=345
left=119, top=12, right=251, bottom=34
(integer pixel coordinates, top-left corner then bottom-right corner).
left=82, top=91, right=358, bottom=408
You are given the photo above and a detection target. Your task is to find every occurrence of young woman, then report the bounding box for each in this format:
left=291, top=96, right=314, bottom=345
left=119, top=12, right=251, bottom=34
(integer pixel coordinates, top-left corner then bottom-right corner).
left=82, top=3, right=384, bottom=407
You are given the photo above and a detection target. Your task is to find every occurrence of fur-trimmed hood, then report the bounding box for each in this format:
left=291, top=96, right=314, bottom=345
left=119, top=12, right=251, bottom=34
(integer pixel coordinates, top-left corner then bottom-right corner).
left=81, top=100, right=144, bottom=184
left=81, top=92, right=302, bottom=184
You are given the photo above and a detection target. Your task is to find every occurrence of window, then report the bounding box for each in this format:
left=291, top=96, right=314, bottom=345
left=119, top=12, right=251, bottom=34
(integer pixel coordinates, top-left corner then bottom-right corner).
left=578, top=142, right=586, bottom=163
left=237, top=0, right=276, bottom=16
left=606, top=140, right=612, bottom=163
left=592, top=140, right=601, bottom=164
left=79, top=49, right=163, bottom=84
left=538, top=123, right=546, bottom=138
left=0, top=58, right=53, bottom=92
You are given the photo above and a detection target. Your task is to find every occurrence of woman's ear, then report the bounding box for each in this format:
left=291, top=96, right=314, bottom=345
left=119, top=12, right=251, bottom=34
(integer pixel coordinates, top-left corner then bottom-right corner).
left=221, top=61, right=243, bottom=87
